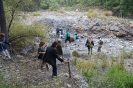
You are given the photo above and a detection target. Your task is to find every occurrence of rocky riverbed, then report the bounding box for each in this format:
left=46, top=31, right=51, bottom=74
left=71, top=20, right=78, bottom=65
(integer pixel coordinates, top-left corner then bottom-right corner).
left=22, top=11, right=133, bottom=56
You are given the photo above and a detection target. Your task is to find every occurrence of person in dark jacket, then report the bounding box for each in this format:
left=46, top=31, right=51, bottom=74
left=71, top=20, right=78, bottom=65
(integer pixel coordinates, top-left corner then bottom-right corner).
left=42, top=41, right=66, bottom=77
left=0, top=33, right=11, bottom=59
left=85, top=36, right=94, bottom=55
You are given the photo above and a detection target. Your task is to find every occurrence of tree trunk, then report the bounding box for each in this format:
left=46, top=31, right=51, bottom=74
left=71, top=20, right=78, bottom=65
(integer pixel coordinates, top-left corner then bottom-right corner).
left=0, top=0, right=8, bottom=38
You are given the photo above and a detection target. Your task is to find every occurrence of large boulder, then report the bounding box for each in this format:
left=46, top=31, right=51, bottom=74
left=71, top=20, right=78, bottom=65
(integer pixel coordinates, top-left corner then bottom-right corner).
left=114, top=30, right=127, bottom=37
left=72, top=24, right=84, bottom=33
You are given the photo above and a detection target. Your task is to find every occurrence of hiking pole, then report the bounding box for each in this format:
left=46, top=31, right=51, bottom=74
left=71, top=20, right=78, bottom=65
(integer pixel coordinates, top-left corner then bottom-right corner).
left=66, top=59, right=71, bottom=78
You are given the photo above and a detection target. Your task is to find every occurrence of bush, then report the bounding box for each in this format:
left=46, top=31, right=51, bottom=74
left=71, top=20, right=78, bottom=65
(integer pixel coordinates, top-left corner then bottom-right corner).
left=104, top=66, right=133, bottom=88
left=72, top=50, right=79, bottom=57
left=87, top=9, right=98, bottom=18
left=49, top=3, right=60, bottom=11
left=103, top=11, right=113, bottom=16
left=40, top=0, right=50, bottom=9
left=9, top=21, right=48, bottom=51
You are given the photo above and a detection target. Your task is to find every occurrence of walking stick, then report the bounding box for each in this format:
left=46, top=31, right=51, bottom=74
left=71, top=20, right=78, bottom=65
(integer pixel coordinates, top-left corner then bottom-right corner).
left=67, top=59, right=71, bottom=78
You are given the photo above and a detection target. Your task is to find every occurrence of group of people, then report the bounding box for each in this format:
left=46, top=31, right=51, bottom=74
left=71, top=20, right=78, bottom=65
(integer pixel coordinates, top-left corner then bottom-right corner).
left=85, top=36, right=103, bottom=55
left=37, top=41, right=66, bottom=77
left=0, top=31, right=103, bottom=78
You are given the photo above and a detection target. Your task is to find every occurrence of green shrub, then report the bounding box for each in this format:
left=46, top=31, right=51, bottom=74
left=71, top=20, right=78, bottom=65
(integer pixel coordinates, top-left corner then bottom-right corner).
left=40, top=0, right=50, bottom=9
left=72, top=50, right=79, bottom=57
left=104, top=66, right=133, bottom=88
left=49, top=3, right=60, bottom=11
left=82, top=70, right=96, bottom=83
left=9, top=21, right=47, bottom=51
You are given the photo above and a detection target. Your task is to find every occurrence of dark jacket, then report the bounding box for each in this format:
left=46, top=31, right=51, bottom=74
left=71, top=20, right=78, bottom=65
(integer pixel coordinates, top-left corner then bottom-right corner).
left=0, top=38, right=10, bottom=51
left=43, top=46, right=63, bottom=65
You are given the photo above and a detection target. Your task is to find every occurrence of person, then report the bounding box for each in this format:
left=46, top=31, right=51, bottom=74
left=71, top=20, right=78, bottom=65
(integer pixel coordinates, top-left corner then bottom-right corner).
left=56, top=27, right=60, bottom=38
left=0, top=33, right=11, bottom=59
left=97, top=37, right=103, bottom=52
left=85, top=36, right=94, bottom=55
left=42, top=41, right=66, bottom=77
left=65, top=30, right=71, bottom=43
left=37, top=42, right=46, bottom=59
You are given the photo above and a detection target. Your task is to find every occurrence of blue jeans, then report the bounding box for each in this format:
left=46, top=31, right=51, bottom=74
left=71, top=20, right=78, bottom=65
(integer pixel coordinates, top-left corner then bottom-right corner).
left=52, top=65, right=57, bottom=77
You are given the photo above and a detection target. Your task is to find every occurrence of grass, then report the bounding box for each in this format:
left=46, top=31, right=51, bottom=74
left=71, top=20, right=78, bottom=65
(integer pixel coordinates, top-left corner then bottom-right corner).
left=0, top=73, right=22, bottom=88
left=32, top=12, right=41, bottom=16
left=75, top=51, right=133, bottom=88
left=119, top=49, right=133, bottom=59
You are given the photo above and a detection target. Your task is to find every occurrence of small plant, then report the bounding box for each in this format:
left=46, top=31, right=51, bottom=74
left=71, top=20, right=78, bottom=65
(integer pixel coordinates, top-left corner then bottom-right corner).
left=119, top=49, right=133, bottom=59
left=73, top=57, right=77, bottom=65
left=101, top=58, right=108, bottom=70
left=57, top=9, right=65, bottom=13
left=82, top=70, right=96, bottom=83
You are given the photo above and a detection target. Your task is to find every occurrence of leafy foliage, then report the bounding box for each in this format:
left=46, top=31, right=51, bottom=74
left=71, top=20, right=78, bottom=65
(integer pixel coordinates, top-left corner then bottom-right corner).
left=9, top=21, right=47, bottom=50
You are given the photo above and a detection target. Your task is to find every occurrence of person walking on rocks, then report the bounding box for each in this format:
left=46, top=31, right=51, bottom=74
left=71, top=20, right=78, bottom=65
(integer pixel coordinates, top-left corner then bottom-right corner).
left=65, top=30, right=71, bottom=43
left=42, top=41, right=66, bottom=77
left=0, top=33, right=11, bottom=59
left=37, top=42, right=46, bottom=60
left=97, top=37, right=103, bottom=52
left=85, top=36, right=94, bottom=55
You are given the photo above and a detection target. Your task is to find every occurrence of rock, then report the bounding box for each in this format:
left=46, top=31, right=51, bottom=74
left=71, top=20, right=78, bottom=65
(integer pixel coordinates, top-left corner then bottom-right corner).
left=100, top=26, right=106, bottom=31
left=74, top=74, right=81, bottom=80
left=130, top=22, right=133, bottom=28
left=16, top=55, right=24, bottom=59
left=20, top=46, right=33, bottom=55
left=33, top=37, right=41, bottom=43
left=126, top=35, right=132, bottom=41
left=64, top=73, right=69, bottom=77
left=0, top=65, right=3, bottom=68
left=67, top=84, right=72, bottom=88
left=109, top=26, right=115, bottom=31
left=114, top=26, right=120, bottom=32
left=114, top=30, right=127, bottom=37
left=20, top=49, right=27, bottom=55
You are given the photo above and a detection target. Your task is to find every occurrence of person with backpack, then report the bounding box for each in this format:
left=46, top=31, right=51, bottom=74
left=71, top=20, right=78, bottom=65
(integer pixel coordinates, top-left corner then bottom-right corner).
left=97, top=37, right=103, bottom=52
left=85, top=36, right=94, bottom=55
left=42, top=41, right=66, bottom=77
left=37, top=42, right=46, bottom=60
left=0, top=33, right=11, bottom=59
left=65, top=30, right=71, bottom=43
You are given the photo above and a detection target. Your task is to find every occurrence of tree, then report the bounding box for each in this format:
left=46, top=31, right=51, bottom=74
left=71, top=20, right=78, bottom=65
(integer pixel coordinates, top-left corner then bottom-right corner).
left=0, top=0, right=8, bottom=38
